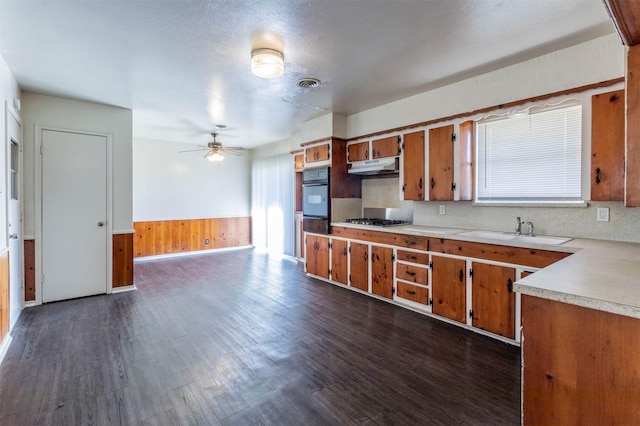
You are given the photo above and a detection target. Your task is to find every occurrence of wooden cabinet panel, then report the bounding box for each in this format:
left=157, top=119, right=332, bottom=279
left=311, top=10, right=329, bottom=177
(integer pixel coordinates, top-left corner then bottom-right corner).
left=24, top=239, right=36, bottom=302
left=458, top=120, right=474, bottom=201
left=371, top=246, right=394, bottom=299
left=626, top=45, right=640, bottom=206
left=471, top=262, right=515, bottom=339
left=0, top=252, right=8, bottom=341
left=397, top=282, right=429, bottom=305
left=522, top=295, right=640, bottom=425
left=331, top=226, right=429, bottom=251
left=306, top=234, right=329, bottom=279
left=294, top=154, right=305, bottom=172
left=113, top=233, right=134, bottom=288
left=591, top=89, right=625, bottom=201
left=396, top=263, right=428, bottom=285
left=396, top=249, right=429, bottom=265
left=330, top=239, right=348, bottom=285
left=431, top=255, right=466, bottom=323
left=305, top=144, right=330, bottom=164
left=429, top=125, right=455, bottom=201
left=372, top=136, right=400, bottom=159
left=330, top=139, right=362, bottom=199
left=349, top=242, right=369, bottom=291
left=347, top=141, right=369, bottom=162
left=402, top=130, right=425, bottom=201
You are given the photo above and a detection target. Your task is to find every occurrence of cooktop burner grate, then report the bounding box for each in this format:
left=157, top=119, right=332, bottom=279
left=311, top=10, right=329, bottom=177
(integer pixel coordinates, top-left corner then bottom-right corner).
left=345, top=218, right=408, bottom=226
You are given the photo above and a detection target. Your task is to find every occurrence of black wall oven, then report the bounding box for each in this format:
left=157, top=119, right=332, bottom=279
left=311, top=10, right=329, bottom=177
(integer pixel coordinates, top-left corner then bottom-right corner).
left=302, top=167, right=330, bottom=234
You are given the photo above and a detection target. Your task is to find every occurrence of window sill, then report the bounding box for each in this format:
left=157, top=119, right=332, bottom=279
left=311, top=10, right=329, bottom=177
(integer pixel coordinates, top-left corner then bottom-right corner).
left=472, top=201, right=588, bottom=208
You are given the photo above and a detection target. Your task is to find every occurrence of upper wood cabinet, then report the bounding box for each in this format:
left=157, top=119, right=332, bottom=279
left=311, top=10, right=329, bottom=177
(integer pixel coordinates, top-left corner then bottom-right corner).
left=347, top=141, right=369, bottom=162
left=305, top=143, right=330, bottom=165
left=429, top=124, right=455, bottom=201
left=372, top=136, right=401, bottom=159
left=591, top=89, right=625, bottom=201
left=346, top=136, right=401, bottom=163
left=402, top=131, right=425, bottom=201
left=294, top=154, right=305, bottom=172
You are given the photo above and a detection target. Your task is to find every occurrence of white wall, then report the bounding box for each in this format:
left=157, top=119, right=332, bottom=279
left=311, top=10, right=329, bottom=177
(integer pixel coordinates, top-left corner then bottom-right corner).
left=21, top=92, right=133, bottom=234
left=133, top=138, right=250, bottom=221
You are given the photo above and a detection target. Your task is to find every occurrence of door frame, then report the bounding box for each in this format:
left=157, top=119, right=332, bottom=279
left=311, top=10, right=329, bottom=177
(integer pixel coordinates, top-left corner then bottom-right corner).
left=34, top=125, right=113, bottom=305
left=5, top=101, right=24, bottom=316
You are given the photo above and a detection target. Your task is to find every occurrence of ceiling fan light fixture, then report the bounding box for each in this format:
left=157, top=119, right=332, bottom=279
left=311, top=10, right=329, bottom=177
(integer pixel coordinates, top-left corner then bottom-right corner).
left=251, top=48, right=284, bottom=78
left=206, top=151, right=224, bottom=163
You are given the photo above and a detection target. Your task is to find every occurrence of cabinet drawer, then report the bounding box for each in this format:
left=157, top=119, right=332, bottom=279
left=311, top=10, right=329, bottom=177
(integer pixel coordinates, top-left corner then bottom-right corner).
left=396, top=250, right=429, bottom=265
left=397, top=282, right=429, bottom=305
left=396, top=263, right=428, bottom=284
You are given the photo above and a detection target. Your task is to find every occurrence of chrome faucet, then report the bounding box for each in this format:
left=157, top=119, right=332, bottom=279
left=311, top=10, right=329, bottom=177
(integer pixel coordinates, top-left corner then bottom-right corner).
left=527, top=221, right=535, bottom=237
left=515, top=217, right=523, bottom=235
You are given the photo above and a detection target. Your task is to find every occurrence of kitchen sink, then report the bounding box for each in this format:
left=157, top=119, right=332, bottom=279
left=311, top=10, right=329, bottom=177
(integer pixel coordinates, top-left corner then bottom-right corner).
left=458, top=230, right=572, bottom=245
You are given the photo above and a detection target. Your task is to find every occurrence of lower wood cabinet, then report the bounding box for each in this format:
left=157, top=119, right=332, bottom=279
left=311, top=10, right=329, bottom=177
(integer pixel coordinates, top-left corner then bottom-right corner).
left=396, top=281, right=429, bottom=305
left=349, top=242, right=369, bottom=291
left=471, top=262, right=516, bottom=339
left=371, top=245, right=394, bottom=299
left=431, top=255, right=467, bottom=324
left=330, top=239, right=348, bottom=285
left=305, top=234, right=329, bottom=279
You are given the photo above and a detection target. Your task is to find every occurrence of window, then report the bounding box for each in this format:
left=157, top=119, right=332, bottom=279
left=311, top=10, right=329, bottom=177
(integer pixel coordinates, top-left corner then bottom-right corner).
left=475, top=103, right=582, bottom=203
left=10, top=140, right=18, bottom=201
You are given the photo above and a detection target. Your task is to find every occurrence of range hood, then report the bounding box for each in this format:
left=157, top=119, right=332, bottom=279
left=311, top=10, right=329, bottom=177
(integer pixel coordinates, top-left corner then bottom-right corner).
left=348, top=157, right=399, bottom=175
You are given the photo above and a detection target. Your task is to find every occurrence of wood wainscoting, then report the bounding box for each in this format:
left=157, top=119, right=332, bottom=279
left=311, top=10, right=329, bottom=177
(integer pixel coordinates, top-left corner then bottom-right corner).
left=24, top=240, right=35, bottom=302
left=133, top=217, right=251, bottom=258
left=0, top=250, right=9, bottom=341
left=113, top=233, right=134, bottom=288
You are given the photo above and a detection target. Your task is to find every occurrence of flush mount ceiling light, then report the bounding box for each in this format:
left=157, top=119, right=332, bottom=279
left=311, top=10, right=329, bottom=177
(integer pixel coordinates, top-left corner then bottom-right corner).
left=251, top=48, right=284, bottom=78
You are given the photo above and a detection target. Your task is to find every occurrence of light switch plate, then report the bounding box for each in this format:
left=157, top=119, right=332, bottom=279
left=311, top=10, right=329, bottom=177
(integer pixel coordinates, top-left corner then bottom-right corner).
left=439, top=205, right=446, bottom=215
left=597, top=208, right=609, bottom=222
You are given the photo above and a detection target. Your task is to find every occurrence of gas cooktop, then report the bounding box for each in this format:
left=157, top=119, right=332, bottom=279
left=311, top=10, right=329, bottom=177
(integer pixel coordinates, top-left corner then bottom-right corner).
left=345, top=218, right=409, bottom=227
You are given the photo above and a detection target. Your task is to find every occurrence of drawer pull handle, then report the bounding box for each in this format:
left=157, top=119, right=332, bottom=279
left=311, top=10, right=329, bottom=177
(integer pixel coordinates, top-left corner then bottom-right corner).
left=459, top=269, right=464, bottom=282
left=406, top=271, right=416, bottom=276
left=406, top=290, right=416, bottom=295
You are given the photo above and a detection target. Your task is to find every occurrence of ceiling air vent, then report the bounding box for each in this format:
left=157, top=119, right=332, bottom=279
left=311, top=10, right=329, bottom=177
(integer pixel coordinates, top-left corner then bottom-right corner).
left=297, top=78, right=321, bottom=89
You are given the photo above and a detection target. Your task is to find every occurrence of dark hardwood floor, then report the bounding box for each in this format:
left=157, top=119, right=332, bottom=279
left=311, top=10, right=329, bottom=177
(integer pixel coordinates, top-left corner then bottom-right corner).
left=0, top=249, right=521, bottom=425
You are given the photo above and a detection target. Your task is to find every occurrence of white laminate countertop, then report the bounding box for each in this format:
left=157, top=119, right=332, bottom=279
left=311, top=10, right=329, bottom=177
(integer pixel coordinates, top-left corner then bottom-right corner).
left=330, top=222, right=640, bottom=319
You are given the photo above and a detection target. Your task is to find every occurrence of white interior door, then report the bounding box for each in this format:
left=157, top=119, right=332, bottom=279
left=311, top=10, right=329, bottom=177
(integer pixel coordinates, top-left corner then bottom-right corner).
left=42, top=129, right=107, bottom=303
left=7, top=107, right=22, bottom=326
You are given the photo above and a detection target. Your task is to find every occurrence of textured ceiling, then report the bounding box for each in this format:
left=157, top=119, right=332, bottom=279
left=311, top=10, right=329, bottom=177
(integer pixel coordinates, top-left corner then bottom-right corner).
left=0, top=0, right=614, bottom=148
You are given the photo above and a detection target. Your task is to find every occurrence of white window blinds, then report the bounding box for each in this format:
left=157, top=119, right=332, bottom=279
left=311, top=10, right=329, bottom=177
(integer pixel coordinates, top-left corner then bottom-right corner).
left=476, top=104, right=582, bottom=202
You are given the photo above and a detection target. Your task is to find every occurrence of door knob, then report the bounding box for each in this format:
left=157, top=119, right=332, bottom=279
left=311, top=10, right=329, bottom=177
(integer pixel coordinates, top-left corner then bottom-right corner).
left=97, top=221, right=105, bottom=227
left=9, top=234, right=18, bottom=239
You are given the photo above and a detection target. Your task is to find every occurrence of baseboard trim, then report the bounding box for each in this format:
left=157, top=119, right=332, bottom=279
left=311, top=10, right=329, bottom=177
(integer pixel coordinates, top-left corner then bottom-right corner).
left=0, top=334, right=12, bottom=366
left=134, top=245, right=253, bottom=262
left=111, top=285, right=137, bottom=294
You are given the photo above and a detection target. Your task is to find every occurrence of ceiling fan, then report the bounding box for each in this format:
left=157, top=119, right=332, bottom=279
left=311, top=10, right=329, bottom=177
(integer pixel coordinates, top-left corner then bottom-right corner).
left=179, top=132, right=246, bottom=163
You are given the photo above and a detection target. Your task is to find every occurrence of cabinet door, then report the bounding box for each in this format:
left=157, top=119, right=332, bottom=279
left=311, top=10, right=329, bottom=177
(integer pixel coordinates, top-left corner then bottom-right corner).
left=471, top=262, right=515, bottom=339
left=331, top=239, right=348, bottom=285
left=349, top=242, right=369, bottom=291
left=458, top=121, right=474, bottom=201
left=431, top=255, right=466, bottom=323
left=305, top=234, right=329, bottom=279
left=305, top=144, right=330, bottom=164
left=591, top=89, right=625, bottom=201
left=372, top=136, right=400, bottom=159
left=371, top=245, right=394, bottom=299
left=347, top=141, right=369, bottom=162
left=294, top=154, right=305, bottom=172
left=402, top=130, right=425, bottom=201
left=429, top=125, right=455, bottom=201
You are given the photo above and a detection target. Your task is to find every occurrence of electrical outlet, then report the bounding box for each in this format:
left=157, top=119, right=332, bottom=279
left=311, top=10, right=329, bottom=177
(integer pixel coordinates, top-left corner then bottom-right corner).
left=439, top=205, right=446, bottom=215
left=205, top=238, right=210, bottom=244
left=597, top=208, right=609, bottom=222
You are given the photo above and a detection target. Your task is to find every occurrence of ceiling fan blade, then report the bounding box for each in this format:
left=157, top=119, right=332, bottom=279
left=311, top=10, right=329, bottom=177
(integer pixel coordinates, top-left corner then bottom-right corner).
left=178, top=148, right=209, bottom=153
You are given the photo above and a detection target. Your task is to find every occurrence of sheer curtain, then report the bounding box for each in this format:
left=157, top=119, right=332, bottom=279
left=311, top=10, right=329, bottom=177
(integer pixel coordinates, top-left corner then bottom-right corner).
left=251, top=154, right=294, bottom=255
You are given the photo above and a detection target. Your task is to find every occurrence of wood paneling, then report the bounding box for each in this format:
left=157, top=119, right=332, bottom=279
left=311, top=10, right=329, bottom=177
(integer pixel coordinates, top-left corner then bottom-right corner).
left=330, top=139, right=362, bottom=199
left=429, top=125, right=455, bottom=201
left=603, top=0, right=640, bottom=46
left=627, top=45, right=640, bottom=206
left=458, top=120, right=474, bottom=201
left=24, top=239, right=36, bottom=302
left=133, top=217, right=251, bottom=257
left=349, top=242, right=369, bottom=291
left=347, top=141, right=369, bottom=162
left=0, top=251, right=8, bottom=341
left=429, top=237, right=570, bottom=269
left=371, top=245, right=393, bottom=299
left=522, top=295, right=640, bottom=425
left=591, top=89, right=625, bottom=201
left=471, top=262, right=515, bottom=339
left=330, top=239, right=348, bottom=285
left=371, top=136, right=400, bottom=159
left=402, top=131, right=425, bottom=201
left=113, top=233, right=134, bottom=288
